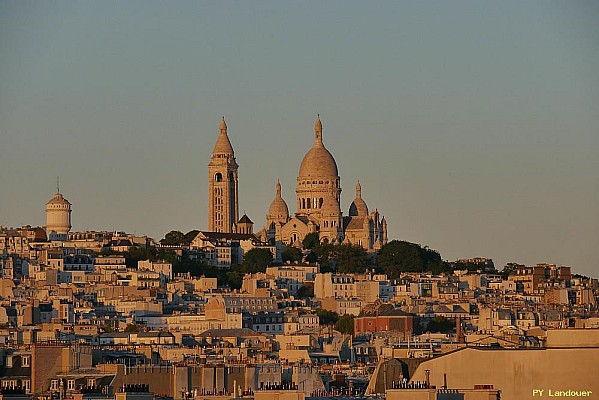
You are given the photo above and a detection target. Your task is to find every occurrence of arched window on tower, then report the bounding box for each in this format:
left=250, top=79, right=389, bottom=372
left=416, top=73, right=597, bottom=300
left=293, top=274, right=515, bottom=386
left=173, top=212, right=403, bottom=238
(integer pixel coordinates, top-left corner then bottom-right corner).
left=215, top=173, right=223, bottom=182
left=319, top=198, right=323, bottom=208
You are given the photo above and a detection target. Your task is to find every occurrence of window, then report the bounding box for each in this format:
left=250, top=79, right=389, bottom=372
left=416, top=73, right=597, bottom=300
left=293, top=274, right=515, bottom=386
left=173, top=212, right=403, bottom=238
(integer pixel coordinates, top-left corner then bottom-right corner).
left=22, top=355, right=30, bottom=367
left=51, top=380, right=59, bottom=391
left=68, top=380, right=75, bottom=390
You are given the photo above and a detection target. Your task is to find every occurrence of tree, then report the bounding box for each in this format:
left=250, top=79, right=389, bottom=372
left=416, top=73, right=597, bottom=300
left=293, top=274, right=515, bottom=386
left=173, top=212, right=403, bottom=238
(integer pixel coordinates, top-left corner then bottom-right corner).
left=124, top=246, right=155, bottom=268
left=124, top=324, right=140, bottom=333
left=155, top=248, right=179, bottom=264
left=282, top=246, right=302, bottom=263
left=501, top=262, right=523, bottom=278
left=316, top=309, right=339, bottom=325
left=226, top=271, right=243, bottom=290
left=452, top=261, right=481, bottom=272
left=335, top=314, right=355, bottom=335
left=310, top=243, right=334, bottom=271
left=377, top=240, right=450, bottom=278
left=241, top=248, right=273, bottom=273
left=302, top=232, right=320, bottom=250
left=426, top=316, right=455, bottom=333
left=332, top=244, right=370, bottom=273
left=305, top=251, right=319, bottom=264
left=161, top=230, right=185, bottom=245
left=173, top=257, right=210, bottom=276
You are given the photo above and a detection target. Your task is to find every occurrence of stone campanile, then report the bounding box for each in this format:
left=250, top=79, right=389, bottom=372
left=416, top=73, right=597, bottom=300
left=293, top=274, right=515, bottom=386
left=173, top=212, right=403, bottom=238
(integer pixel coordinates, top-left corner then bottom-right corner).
left=208, top=117, right=239, bottom=233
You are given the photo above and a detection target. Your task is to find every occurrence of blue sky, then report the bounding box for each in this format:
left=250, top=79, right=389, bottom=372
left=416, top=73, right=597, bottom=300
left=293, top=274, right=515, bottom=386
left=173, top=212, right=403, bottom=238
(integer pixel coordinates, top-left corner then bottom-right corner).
left=1, top=1, right=597, bottom=275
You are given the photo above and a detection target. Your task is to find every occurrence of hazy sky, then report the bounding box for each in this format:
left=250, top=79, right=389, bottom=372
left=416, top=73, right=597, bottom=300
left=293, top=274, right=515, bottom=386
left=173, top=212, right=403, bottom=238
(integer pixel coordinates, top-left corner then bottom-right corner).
left=1, top=1, right=597, bottom=275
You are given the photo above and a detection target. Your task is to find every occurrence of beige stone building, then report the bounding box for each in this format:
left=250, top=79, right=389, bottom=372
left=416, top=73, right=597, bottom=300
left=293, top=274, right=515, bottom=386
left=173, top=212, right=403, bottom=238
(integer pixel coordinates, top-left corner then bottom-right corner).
left=258, top=116, right=387, bottom=252
left=206, top=116, right=388, bottom=253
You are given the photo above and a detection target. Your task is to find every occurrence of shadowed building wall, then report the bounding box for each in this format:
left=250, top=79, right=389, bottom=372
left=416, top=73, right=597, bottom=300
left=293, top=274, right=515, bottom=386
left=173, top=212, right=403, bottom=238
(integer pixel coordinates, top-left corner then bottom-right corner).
left=409, top=347, right=599, bottom=399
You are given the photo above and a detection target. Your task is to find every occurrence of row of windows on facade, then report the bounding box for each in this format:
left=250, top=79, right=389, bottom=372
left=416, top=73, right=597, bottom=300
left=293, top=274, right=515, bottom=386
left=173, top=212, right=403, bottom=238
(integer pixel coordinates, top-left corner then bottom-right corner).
left=299, top=180, right=336, bottom=185
left=254, top=316, right=284, bottom=323
left=333, top=277, right=354, bottom=284
left=334, top=285, right=353, bottom=290
left=2, top=379, right=30, bottom=391
left=255, top=324, right=282, bottom=331
left=51, top=379, right=95, bottom=391
left=228, top=298, right=275, bottom=305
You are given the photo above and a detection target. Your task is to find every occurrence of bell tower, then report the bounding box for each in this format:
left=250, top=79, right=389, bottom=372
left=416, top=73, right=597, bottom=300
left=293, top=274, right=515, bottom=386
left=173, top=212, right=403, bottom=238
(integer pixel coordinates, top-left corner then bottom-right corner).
left=208, top=117, right=239, bottom=232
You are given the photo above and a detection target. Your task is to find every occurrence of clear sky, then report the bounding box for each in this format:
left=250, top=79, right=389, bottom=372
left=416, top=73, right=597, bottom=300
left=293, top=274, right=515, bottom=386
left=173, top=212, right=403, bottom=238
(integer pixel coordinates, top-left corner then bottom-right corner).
left=1, top=1, right=597, bottom=275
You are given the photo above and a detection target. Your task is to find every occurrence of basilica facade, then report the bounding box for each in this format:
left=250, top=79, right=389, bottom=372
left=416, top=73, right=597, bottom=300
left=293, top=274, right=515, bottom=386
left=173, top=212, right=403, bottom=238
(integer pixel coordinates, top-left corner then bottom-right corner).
left=207, top=116, right=387, bottom=253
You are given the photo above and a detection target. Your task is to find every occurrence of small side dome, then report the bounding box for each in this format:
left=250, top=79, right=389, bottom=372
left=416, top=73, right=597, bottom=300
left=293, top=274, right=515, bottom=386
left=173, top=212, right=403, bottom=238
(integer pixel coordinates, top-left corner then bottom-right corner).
left=349, top=180, right=368, bottom=217
left=268, top=180, right=289, bottom=219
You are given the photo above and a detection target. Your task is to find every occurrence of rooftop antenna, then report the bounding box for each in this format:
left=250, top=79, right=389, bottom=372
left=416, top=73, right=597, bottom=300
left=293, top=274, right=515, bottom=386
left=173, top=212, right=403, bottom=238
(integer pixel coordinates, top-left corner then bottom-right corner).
left=56, top=176, right=60, bottom=193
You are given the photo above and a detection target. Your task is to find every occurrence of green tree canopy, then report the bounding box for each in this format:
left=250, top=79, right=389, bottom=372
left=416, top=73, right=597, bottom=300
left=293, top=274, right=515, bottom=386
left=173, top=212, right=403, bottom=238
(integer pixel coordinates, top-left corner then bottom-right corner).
left=296, top=283, right=314, bottom=299
left=452, top=261, right=482, bottom=272
left=124, top=324, right=140, bottom=333
left=316, top=308, right=339, bottom=325
left=124, top=246, right=156, bottom=268
left=426, top=316, right=455, bottom=333
left=377, top=240, right=450, bottom=278
left=160, top=230, right=185, bottom=245
left=334, top=314, right=355, bottom=335
left=302, top=232, right=320, bottom=250
left=282, top=246, right=302, bottom=263
left=501, top=262, right=524, bottom=278
left=241, top=248, right=273, bottom=273
left=226, top=271, right=243, bottom=290
left=308, top=243, right=334, bottom=271
left=332, top=244, right=371, bottom=274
